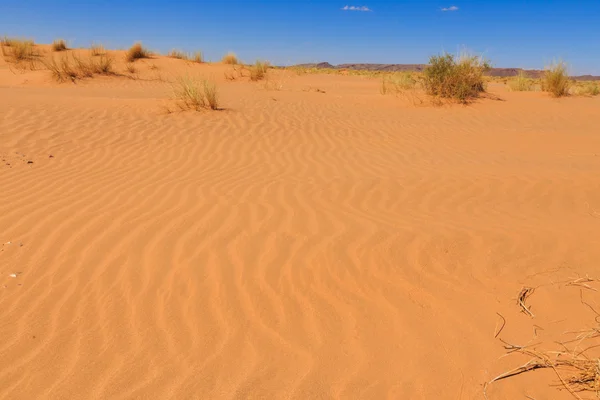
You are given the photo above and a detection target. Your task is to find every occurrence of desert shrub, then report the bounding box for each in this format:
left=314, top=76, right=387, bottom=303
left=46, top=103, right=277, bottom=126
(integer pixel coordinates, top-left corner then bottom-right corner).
left=542, top=62, right=570, bottom=97
left=222, top=52, right=238, bottom=65
left=423, top=53, right=490, bottom=103
left=250, top=60, right=269, bottom=81
left=126, top=42, right=150, bottom=62
left=52, top=39, right=67, bottom=52
left=173, top=76, right=219, bottom=111
left=508, top=71, right=535, bottom=91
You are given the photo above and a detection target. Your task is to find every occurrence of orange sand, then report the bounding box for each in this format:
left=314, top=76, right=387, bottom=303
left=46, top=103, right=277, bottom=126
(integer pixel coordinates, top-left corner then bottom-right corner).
left=1, top=48, right=600, bottom=399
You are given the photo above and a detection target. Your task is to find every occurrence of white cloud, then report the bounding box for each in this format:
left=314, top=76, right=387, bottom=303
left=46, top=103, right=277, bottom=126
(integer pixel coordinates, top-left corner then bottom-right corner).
left=441, top=5, right=459, bottom=11
left=342, top=5, right=372, bottom=11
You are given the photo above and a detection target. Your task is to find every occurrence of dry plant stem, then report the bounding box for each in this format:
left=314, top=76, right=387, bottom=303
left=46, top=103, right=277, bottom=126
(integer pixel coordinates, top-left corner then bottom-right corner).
left=494, top=313, right=506, bottom=338
left=518, top=287, right=535, bottom=317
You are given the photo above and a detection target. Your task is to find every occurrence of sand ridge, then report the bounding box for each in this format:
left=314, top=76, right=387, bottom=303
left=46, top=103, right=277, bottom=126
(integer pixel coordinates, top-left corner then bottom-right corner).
left=1, top=50, right=600, bottom=399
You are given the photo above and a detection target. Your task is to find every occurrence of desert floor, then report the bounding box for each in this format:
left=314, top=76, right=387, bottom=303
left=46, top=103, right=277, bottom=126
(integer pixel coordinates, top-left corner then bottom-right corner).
left=1, top=50, right=600, bottom=400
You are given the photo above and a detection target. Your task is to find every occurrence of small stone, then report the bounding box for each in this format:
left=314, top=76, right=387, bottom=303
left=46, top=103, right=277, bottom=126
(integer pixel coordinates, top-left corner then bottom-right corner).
left=9, top=273, right=18, bottom=278
left=27, top=161, right=33, bottom=164
left=49, top=155, right=54, bottom=158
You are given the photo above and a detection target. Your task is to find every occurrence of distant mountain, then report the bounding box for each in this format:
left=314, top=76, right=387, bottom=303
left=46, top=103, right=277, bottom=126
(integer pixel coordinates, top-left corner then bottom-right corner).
left=293, top=63, right=600, bottom=81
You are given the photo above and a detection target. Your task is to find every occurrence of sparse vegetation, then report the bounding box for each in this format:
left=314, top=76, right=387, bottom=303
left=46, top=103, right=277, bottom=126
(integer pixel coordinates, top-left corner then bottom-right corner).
left=572, top=81, right=600, bottom=96
left=423, top=53, right=490, bottom=103
left=168, top=49, right=188, bottom=60
left=45, top=53, right=114, bottom=82
left=508, top=71, right=535, bottom=91
left=192, top=51, right=203, bottom=63
left=1, top=37, right=37, bottom=62
left=91, top=43, right=105, bottom=56
left=126, top=42, right=150, bottom=62
left=125, top=62, right=136, bottom=74
left=250, top=60, right=269, bottom=81
left=380, top=72, right=417, bottom=94
left=542, top=62, right=571, bottom=97
left=52, top=39, right=67, bottom=52
left=222, top=52, right=238, bottom=65
left=173, top=76, right=219, bottom=111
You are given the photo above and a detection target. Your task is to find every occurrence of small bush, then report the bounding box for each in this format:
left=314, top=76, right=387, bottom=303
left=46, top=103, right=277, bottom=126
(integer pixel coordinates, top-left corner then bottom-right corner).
left=423, top=53, right=490, bottom=103
left=542, top=62, right=571, bottom=97
left=52, top=39, right=67, bottom=52
left=381, top=72, right=417, bottom=94
left=222, top=52, right=238, bottom=65
left=508, top=71, right=535, bottom=91
left=572, top=82, right=600, bottom=96
left=192, top=51, right=203, bottom=63
left=168, top=49, right=188, bottom=60
left=126, top=42, right=150, bottom=62
left=173, top=76, right=219, bottom=111
left=91, top=43, right=105, bottom=56
left=250, top=60, right=269, bottom=81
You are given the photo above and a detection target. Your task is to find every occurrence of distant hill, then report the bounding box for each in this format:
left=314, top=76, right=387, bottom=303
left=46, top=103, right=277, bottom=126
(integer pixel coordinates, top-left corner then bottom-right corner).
left=293, top=63, right=600, bottom=81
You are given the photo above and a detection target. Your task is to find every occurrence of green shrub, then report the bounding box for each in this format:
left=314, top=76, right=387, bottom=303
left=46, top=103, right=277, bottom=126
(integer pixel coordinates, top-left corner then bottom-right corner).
left=423, top=53, right=490, bottom=103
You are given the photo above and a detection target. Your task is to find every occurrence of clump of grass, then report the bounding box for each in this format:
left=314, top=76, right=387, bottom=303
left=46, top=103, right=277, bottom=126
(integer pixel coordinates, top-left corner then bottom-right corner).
left=542, top=62, right=571, bottom=97
left=250, top=60, right=270, bottom=81
left=173, top=76, right=219, bottom=111
left=1, top=38, right=37, bottom=61
left=45, top=53, right=114, bottom=82
left=222, top=52, right=238, bottom=65
left=380, top=72, right=417, bottom=94
left=423, top=53, right=490, bottom=103
left=90, top=43, right=105, bottom=56
left=125, top=42, right=150, bottom=62
left=52, top=39, right=67, bottom=52
left=89, top=54, right=114, bottom=74
left=572, top=81, right=600, bottom=96
left=508, top=71, right=535, bottom=91
left=192, top=51, right=203, bottom=63
left=168, top=49, right=188, bottom=60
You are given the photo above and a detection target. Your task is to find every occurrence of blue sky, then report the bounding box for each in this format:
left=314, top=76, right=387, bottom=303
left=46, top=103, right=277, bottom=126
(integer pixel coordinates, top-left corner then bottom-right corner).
left=1, top=0, right=599, bottom=74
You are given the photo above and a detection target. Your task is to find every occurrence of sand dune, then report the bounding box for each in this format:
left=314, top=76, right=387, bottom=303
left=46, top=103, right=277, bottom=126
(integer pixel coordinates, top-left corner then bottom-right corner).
left=1, top=49, right=600, bottom=399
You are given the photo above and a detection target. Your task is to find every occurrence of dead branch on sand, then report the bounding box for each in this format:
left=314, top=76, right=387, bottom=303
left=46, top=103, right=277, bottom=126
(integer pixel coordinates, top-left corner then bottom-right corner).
left=518, top=287, right=536, bottom=317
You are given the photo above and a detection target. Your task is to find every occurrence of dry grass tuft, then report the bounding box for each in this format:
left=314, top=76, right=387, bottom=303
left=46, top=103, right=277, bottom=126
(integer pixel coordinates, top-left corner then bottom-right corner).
left=45, top=53, right=114, bottom=82
left=542, top=62, right=571, bottom=97
left=508, top=71, right=535, bottom=91
left=572, top=81, right=600, bottom=97
left=173, top=76, right=219, bottom=111
left=250, top=60, right=270, bottom=81
left=192, top=51, right=203, bottom=63
left=125, top=62, right=136, bottom=74
left=126, top=42, right=150, bottom=62
left=380, top=72, right=417, bottom=95
left=1, top=37, right=37, bottom=62
left=90, top=43, right=105, bottom=56
left=222, top=52, right=239, bottom=65
left=52, top=39, right=67, bottom=52
left=168, top=49, right=188, bottom=60
left=423, top=53, right=490, bottom=103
